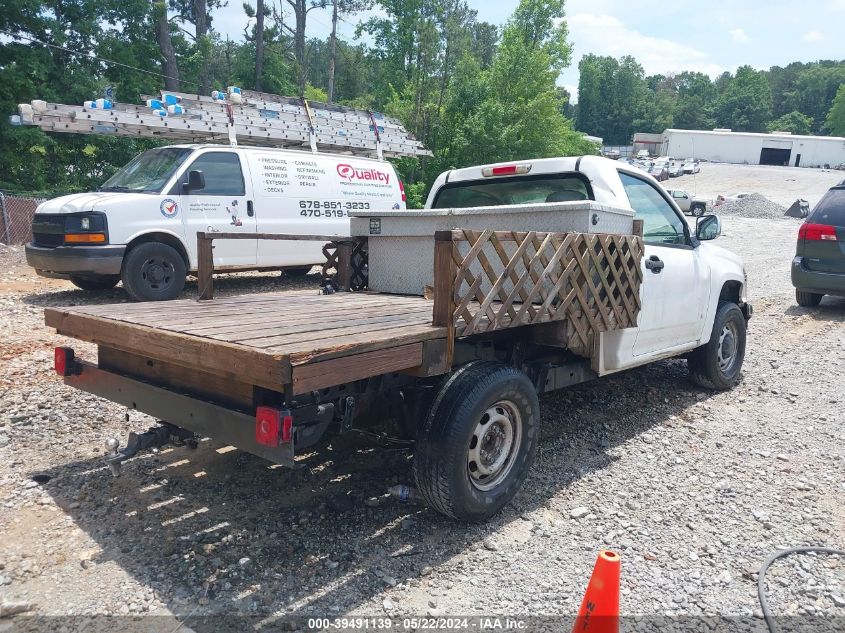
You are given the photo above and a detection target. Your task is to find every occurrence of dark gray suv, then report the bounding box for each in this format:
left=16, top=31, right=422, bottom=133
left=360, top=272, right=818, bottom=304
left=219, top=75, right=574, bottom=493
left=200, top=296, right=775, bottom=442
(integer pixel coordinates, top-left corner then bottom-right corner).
left=791, top=183, right=845, bottom=306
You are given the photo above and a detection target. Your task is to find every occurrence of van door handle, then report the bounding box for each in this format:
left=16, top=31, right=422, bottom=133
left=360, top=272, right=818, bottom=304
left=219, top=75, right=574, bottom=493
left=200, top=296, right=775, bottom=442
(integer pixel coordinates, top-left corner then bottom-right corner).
left=645, top=255, right=664, bottom=273
left=247, top=200, right=254, bottom=217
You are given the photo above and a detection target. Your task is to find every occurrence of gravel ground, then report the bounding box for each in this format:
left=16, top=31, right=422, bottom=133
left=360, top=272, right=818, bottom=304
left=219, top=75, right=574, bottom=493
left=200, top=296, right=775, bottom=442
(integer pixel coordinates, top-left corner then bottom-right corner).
left=714, top=193, right=787, bottom=220
left=1, top=210, right=844, bottom=630
left=669, top=163, right=844, bottom=208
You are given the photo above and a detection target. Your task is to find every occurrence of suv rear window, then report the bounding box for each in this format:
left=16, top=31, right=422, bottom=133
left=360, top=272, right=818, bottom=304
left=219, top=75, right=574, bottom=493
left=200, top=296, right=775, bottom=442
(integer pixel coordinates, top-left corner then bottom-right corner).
left=809, top=188, right=845, bottom=226
left=432, top=174, right=592, bottom=208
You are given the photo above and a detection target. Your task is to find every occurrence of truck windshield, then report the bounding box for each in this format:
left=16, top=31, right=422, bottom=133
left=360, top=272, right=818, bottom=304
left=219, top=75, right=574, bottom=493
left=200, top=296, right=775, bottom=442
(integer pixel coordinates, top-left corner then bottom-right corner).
left=99, top=147, right=193, bottom=193
left=432, top=174, right=591, bottom=208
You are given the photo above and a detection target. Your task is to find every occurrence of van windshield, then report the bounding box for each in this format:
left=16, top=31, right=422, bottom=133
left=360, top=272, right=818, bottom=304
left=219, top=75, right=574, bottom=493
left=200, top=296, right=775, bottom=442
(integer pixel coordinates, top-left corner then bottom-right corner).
left=99, top=147, right=193, bottom=194
left=431, top=174, right=592, bottom=208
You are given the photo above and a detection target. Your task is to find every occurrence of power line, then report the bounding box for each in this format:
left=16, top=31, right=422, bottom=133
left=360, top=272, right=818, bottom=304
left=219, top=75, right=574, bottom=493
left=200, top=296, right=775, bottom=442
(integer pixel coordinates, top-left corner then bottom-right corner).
left=0, top=28, right=199, bottom=88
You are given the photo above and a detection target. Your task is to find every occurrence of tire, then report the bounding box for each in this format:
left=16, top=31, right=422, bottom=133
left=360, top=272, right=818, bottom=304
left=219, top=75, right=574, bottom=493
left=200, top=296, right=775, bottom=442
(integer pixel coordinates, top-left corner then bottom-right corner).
left=284, top=266, right=312, bottom=277
left=795, top=289, right=823, bottom=307
left=121, top=242, right=187, bottom=302
left=690, top=204, right=705, bottom=217
left=70, top=275, right=120, bottom=291
left=413, top=361, right=540, bottom=522
left=688, top=301, right=747, bottom=390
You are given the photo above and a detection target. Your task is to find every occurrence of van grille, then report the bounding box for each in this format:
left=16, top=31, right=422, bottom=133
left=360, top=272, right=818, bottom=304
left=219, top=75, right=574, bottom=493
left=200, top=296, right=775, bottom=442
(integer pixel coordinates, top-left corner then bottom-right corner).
left=31, top=214, right=66, bottom=247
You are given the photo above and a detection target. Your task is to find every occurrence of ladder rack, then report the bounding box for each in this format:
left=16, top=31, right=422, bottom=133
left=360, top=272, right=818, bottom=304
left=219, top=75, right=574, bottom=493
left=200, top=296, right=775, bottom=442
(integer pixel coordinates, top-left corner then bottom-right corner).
left=14, top=89, right=431, bottom=159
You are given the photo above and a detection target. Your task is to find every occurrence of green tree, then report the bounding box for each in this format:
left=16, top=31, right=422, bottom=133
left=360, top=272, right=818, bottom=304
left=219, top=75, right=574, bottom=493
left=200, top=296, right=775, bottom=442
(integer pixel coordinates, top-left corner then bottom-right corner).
left=714, top=65, right=773, bottom=132
left=825, top=84, right=845, bottom=136
left=767, top=111, right=813, bottom=135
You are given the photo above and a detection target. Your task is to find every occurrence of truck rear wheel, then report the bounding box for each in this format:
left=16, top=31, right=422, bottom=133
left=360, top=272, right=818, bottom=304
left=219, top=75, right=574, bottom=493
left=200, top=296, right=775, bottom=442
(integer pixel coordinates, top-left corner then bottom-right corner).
left=688, top=301, right=746, bottom=390
left=70, top=275, right=120, bottom=291
left=121, top=242, right=187, bottom=302
left=414, top=361, right=540, bottom=521
left=690, top=203, right=706, bottom=217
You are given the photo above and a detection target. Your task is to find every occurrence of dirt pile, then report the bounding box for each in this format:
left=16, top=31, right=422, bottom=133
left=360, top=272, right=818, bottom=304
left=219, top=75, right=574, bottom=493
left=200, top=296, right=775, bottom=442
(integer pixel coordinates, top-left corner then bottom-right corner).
left=716, top=193, right=788, bottom=219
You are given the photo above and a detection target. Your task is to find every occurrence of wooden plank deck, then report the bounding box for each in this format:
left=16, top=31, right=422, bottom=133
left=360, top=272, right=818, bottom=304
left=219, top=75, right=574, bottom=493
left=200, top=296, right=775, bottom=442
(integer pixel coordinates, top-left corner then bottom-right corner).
left=45, top=292, right=447, bottom=394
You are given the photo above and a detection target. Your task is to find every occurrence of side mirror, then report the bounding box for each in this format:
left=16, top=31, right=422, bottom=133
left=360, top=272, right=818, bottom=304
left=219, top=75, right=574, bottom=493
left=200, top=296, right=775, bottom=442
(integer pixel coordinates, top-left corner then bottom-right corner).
left=184, top=169, right=205, bottom=192
left=696, top=214, right=721, bottom=241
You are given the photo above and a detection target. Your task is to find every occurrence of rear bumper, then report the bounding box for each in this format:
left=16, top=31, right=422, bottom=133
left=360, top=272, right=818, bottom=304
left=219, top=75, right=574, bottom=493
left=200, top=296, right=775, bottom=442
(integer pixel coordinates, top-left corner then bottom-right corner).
left=25, top=243, right=125, bottom=278
left=791, top=256, right=845, bottom=296
left=64, top=361, right=296, bottom=467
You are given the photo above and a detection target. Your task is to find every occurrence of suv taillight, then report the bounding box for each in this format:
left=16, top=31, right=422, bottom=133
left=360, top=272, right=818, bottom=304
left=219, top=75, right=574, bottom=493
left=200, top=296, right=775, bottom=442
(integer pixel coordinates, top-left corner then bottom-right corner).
left=798, top=223, right=838, bottom=242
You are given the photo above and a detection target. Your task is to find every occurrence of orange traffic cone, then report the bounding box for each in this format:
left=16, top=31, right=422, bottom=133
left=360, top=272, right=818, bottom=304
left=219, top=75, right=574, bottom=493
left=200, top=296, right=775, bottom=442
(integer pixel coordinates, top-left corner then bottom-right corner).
left=571, top=550, right=621, bottom=633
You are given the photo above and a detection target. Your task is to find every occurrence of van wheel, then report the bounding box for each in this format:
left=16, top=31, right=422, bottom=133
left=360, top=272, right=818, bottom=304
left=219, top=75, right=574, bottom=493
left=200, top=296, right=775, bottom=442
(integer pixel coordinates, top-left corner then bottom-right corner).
left=795, top=289, right=823, bottom=307
left=414, top=362, right=540, bottom=522
left=70, top=275, right=120, bottom=291
left=121, top=242, right=186, bottom=302
left=284, top=266, right=312, bottom=277
left=688, top=301, right=746, bottom=390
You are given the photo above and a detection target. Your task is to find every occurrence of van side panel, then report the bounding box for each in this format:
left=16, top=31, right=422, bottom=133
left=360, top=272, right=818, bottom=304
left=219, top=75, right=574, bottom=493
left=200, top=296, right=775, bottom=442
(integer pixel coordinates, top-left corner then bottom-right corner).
left=247, top=151, right=404, bottom=267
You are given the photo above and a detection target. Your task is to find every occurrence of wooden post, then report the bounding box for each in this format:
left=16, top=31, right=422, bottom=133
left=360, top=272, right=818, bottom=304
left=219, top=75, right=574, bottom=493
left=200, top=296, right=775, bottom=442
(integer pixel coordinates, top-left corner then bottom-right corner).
left=336, top=241, right=353, bottom=291
left=197, top=232, right=215, bottom=300
left=632, top=218, right=644, bottom=238
left=432, top=230, right=457, bottom=367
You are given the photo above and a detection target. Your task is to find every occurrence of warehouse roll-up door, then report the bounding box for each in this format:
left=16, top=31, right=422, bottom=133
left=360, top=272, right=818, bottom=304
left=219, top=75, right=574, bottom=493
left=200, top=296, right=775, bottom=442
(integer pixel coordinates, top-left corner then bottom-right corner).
left=760, top=139, right=793, bottom=166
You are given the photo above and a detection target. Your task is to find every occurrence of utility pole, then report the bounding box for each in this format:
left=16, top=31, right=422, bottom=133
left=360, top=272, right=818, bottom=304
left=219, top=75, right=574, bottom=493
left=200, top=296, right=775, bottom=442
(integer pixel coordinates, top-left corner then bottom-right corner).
left=327, top=0, right=338, bottom=103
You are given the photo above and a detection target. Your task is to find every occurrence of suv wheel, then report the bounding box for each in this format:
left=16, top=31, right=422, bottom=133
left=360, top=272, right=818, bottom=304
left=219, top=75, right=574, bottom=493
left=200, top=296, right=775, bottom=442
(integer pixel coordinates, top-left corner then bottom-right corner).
left=70, top=275, right=120, bottom=291
left=414, top=362, right=540, bottom=521
left=121, top=242, right=187, bottom=302
left=688, top=301, right=747, bottom=390
left=795, top=289, right=823, bottom=307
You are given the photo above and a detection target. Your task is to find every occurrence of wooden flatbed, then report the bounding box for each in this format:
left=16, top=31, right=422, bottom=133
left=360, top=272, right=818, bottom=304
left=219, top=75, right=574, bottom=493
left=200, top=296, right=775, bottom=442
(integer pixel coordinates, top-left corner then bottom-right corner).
left=45, top=291, right=447, bottom=397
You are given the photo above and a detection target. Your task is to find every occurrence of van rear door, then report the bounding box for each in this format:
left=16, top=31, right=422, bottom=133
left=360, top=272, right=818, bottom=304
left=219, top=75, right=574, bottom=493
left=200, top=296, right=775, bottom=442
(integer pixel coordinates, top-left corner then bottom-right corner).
left=177, top=149, right=257, bottom=269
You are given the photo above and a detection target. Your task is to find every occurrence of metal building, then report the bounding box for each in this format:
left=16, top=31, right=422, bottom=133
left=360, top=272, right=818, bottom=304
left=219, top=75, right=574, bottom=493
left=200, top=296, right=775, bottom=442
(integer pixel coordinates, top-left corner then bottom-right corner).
left=660, top=129, right=845, bottom=168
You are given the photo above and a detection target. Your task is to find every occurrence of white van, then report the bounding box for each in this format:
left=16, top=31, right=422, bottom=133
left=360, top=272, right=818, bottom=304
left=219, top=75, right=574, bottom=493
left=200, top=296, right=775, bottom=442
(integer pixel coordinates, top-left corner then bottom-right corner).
left=25, top=145, right=406, bottom=300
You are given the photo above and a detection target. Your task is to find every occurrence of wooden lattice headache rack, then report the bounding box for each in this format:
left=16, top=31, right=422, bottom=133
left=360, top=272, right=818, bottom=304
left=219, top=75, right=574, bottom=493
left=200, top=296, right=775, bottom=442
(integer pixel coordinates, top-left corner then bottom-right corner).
left=432, top=223, right=644, bottom=360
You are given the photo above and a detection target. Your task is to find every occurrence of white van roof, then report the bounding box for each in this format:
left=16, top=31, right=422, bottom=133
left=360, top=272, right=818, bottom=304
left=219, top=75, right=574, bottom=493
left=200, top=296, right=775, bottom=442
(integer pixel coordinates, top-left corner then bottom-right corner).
left=168, top=144, right=393, bottom=165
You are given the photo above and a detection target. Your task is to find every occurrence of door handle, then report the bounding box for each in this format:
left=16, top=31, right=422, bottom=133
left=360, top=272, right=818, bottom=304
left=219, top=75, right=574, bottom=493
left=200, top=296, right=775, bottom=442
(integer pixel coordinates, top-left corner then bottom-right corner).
left=645, top=255, right=664, bottom=273
left=247, top=200, right=254, bottom=217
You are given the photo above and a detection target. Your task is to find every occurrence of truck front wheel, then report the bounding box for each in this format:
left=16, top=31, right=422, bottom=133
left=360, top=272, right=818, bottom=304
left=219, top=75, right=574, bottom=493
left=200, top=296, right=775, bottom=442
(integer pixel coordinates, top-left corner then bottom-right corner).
left=688, top=301, right=746, bottom=390
left=121, top=242, right=187, bottom=302
left=414, top=362, right=540, bottom=521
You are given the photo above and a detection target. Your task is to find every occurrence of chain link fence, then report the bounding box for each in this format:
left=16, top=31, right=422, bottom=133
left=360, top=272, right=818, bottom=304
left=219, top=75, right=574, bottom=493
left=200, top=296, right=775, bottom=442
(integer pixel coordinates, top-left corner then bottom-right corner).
left=0, top=192, right=46, bottom=245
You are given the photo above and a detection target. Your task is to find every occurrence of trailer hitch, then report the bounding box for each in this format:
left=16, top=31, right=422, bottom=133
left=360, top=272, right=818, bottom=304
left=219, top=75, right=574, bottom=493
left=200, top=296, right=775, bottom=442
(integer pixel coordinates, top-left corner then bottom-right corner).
left=104, top=423, right=198, bottom=477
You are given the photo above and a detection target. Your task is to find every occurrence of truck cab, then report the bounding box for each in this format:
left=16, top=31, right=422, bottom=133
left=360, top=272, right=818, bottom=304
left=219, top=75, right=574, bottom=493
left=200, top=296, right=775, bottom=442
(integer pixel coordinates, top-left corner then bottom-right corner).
left=426, top=156, right=751, bottom=384
left=25, top=144, right=405, bottom=300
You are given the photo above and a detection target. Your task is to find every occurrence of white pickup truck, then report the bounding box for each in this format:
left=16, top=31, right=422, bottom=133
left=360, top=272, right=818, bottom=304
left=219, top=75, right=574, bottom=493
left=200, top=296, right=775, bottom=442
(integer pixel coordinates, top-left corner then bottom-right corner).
left=45, top=155, right=751, bottom=521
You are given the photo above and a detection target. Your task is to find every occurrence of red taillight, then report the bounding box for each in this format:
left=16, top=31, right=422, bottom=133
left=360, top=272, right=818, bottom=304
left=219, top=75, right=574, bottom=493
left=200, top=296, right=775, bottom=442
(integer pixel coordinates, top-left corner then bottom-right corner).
left=492, top=165, right=518, bottom=176
left=255, top=407, right=293, bottom=447
left=798, top=223, right=837, bottom=242
left=398, top=179, right=407, bottom=203
left=54, top=347, right=75, bottom=376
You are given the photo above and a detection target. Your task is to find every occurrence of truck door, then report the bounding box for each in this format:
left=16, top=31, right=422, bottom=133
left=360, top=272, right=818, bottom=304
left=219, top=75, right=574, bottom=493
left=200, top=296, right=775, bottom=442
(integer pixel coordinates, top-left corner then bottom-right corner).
left=617, top=172, right=709, bottom=356
left=177, top=150, right=257, bottom=269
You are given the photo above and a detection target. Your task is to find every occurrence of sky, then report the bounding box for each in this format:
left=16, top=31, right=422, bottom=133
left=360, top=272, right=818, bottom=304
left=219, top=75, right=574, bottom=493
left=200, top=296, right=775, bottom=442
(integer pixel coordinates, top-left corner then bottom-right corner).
left=212, top=0, right=845, bottom=103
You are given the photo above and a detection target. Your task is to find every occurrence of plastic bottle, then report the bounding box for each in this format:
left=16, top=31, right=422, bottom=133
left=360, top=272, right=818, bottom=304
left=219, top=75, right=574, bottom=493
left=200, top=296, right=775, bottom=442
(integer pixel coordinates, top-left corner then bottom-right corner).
left=388, top=484, right=422, bottom=503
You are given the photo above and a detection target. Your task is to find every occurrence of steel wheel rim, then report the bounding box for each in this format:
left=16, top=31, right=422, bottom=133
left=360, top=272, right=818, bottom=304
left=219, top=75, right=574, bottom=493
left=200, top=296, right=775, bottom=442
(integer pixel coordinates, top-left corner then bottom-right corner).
left=467, top=400, right=522, bottom=491
left=717, top=322, right=738, bottom=372
left=140, top=257, right=175, bottom=290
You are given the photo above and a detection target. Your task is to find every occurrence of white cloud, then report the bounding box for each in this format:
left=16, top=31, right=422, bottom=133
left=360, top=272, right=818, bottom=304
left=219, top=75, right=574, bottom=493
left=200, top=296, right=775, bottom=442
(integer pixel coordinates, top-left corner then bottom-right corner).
left=729, top=28, right=750, bottom=43
left=568, top=13, right=724, bottom=78
left=803, top=30, right=825, bottom=42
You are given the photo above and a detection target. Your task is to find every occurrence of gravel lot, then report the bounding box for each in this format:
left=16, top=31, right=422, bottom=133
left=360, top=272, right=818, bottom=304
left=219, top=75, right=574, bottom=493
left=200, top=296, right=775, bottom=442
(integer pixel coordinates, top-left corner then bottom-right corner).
left=669, top=163, right=844, bottom=207
left=1, top=170, right=844, bottom=630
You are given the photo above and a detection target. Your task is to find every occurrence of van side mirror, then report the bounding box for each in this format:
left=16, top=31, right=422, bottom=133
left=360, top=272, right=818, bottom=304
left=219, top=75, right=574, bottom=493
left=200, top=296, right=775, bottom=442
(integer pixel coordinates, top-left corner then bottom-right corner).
left=696, top=214, right=721, bottom=241
left=184, top=169, right=205, bottom=192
